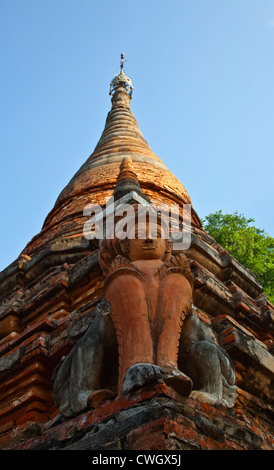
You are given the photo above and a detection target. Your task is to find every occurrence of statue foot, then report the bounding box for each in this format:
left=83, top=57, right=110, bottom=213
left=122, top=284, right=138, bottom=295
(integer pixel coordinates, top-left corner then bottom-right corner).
left=190, top=390, right=219, bottom=405
left=222, top=380, right=238, bottom=408
left=190, top=385, right=237, bottom=408
left=164, top=368, right=193, bottom=396
left=87, top=389, right=116, bottom=409
left=121, top=363, right=164, bottom=395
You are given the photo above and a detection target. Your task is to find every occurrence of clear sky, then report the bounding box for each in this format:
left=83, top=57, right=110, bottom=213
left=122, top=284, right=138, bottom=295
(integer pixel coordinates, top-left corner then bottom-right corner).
left=0, top=0, right=274, bottom=272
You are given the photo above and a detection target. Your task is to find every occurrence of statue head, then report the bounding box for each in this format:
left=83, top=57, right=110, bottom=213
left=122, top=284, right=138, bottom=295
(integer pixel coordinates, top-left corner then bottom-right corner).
left=120, top=210, right=172, bottom=262
left=98, top=204, right=172, bottom=275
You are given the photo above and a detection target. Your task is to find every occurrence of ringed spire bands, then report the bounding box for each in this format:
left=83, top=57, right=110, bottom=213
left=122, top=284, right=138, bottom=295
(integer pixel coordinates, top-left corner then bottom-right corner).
left=21, top=56, right=199, bottom=258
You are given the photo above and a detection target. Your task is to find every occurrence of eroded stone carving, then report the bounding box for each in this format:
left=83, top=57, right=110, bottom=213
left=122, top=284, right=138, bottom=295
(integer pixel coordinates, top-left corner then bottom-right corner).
left=179, top=307, right=238, bottom=408
left=53, top=300, right=117, bottom=417
left=100, top=213, right=194, bottom=397
left=53, top=205, right=237, bottom=417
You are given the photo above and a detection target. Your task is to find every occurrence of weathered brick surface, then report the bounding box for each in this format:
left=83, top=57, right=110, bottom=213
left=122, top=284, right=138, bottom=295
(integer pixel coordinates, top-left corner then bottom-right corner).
left=3, top=384, right=272, bottom=450
left=0, top=85, right=273, bottom=450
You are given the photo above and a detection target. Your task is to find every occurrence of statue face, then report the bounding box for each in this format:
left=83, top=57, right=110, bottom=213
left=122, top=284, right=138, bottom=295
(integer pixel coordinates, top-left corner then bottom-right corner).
left=125, top=220, right=169, bottom=261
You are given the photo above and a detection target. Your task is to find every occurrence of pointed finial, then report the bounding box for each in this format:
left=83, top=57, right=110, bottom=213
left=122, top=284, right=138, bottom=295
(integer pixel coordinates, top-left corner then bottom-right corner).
left=115, top=157, right=139, bottom=187
left=113, top=157, right=151, bottom=201
left=120, top=53, right=128, bottom=72
left=118, top=156, right=135, bottom=176
left=120, top=53, right=124, bottom=70
left=109, top=53, right=134, bottom=98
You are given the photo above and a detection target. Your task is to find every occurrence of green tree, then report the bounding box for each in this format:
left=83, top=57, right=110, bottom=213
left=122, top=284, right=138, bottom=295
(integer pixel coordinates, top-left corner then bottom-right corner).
left=202, top=211, right=274, bottom=304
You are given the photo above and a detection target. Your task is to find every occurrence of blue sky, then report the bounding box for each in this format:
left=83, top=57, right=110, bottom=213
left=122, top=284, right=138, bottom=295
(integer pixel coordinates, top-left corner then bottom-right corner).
left=0, top=0, right=274, bottom=271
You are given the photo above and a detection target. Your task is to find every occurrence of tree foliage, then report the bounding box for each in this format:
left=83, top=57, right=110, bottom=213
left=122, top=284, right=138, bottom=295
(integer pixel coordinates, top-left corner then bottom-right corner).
left=202, top=211, right=274, bottom=304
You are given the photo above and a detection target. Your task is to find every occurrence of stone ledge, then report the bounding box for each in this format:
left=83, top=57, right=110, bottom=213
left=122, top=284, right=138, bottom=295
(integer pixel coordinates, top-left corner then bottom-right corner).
left=213, top=315, right=274, bottom=379
left=220, top=251, right=263, bottom=298
left=182, top=233, right=223, bottom=278
left=4, top=382, right=272, bottom=451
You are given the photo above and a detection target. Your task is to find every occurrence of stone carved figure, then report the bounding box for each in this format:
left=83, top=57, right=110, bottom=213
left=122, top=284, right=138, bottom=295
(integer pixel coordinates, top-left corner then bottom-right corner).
left=53, top=300, right=118, bottom=417
left=53, top=205, right=237, bottom=417
left=100, top=212, right=194, bottom=397
left=179, top=307, right=238, bottom=408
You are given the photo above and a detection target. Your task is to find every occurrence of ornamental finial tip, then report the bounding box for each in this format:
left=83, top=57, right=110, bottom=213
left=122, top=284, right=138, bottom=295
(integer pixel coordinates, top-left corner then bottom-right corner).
left=120, top=53, right=125, bottom=70
left=109, top=53, right=133, bottom=98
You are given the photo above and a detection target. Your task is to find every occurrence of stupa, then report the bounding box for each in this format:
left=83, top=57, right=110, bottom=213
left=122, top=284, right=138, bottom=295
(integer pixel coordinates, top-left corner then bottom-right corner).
left=0, top=55, right=273, bottom=450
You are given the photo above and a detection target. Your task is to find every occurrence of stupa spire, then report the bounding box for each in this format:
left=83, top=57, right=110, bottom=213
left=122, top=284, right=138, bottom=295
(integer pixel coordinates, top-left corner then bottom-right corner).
left=31, top=55, right=197, bottom=238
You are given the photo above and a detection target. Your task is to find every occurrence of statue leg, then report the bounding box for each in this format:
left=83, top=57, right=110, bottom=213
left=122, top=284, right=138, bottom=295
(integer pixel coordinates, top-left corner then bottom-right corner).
left=187, top=340, right=223, bottom=404
left=180, top=311, right=237, bottom=408
left=104, top=273, right=155, bottom=394
left=188, top=341, right=237, bottom=407
left=155, top=273, right=193, bottom=395
left=53, top=304, right=117, bottom=417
